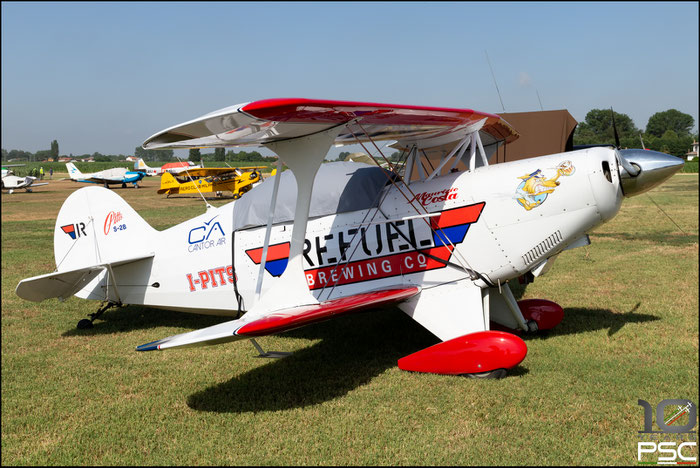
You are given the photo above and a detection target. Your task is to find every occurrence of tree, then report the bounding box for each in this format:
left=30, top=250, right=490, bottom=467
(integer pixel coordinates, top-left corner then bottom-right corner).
left=188, top=148, right=201, bottom=162
left=574, top=109, right=639, bottom=146
left=646, top=109, right=694, bottom=138
left=214, top=148, right=226, bottom=161
left=50, top=140, right=59, bottom=159
left=35, top=150, right=52, bottom=160
left=134, top=146, right=174, bottom=162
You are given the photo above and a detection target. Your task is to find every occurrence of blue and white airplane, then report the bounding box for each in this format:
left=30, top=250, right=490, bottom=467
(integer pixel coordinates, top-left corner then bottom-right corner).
left=66, top=162, right=145, bottom=188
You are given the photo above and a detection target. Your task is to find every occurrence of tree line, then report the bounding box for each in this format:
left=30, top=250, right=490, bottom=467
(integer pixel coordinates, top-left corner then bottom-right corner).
left=2, top=108, right=696, bottom=163
left=574, top=108, right=696, bottom=157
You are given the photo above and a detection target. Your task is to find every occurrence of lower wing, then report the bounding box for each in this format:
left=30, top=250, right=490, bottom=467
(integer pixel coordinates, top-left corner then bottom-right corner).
left=137, top=286, right=419, bottom=351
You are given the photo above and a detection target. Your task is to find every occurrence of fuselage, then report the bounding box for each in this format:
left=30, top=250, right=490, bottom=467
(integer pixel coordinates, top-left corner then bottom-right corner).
left=78, top=147, right=623, bottom=316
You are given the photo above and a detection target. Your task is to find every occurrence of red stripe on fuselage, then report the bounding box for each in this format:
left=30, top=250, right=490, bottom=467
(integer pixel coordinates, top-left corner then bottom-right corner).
left=430, top=202, right=485, bottom=229
left=245, top=242, right=290, bottom=264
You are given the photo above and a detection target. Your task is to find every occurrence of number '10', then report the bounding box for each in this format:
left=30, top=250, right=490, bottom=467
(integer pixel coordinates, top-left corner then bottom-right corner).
left=638, top=399, right=697, bottom=433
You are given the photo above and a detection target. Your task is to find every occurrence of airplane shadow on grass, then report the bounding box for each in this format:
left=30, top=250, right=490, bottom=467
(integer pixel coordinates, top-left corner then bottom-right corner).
left=59, top=300, right=658, bottom=413
left=522, top=302, right=659, bottom=340
left=60, top=306, right=226, bottom=337
left=186, top=309, right=440, bottom=413
left=185, top=303, right=658, bottom=413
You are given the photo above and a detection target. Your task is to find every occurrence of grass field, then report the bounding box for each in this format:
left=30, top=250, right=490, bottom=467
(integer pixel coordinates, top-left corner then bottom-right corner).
left=2, top=174, right=698, bottom=465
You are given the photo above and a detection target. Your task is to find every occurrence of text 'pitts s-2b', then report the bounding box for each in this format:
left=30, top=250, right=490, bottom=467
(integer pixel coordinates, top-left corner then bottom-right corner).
left=15, top=98, right=684, bottom=379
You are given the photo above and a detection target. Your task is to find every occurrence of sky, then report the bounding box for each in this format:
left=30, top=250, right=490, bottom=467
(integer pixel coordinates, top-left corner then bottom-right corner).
left=2, top=1, right=698, bottom=159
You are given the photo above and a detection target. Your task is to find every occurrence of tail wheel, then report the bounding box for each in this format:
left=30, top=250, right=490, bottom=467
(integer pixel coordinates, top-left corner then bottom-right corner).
left=232, top=192, right=242, bottom=200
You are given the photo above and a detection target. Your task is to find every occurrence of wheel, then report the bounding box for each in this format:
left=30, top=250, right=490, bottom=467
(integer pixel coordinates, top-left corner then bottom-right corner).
left=232, top=192, right=241, bottom=200
left=122, top=183, right=127, bottom=188
left=26, top=188, right=33, bottom=193
left=463, top=368, right=507, bottom=379
left=77, top=319, right=94, bottom=329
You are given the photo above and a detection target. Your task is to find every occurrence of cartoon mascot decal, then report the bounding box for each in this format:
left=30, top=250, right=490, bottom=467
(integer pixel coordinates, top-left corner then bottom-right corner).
left=515, top=160, right=575, bottom=211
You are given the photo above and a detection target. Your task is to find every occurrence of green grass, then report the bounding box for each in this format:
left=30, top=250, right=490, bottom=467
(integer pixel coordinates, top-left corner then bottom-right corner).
left=2, top=175, right=698, bottom=465
left=681, top=161, right=698, bottom=173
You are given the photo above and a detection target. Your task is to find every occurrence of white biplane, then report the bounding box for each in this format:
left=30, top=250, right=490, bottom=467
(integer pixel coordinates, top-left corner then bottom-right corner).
left=66, top=162, right=146, bottom=188
left=2, top=165, right=49, bottom=193
left=15, top=98, right=683, bottom=378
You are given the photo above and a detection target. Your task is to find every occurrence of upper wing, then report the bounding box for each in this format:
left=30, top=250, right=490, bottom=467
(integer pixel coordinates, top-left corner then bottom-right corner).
left=143, top=98, right=518, bottom=150
left=178, top=167, right=240, bottom=178
left=137, top=286, right=419, bottom=351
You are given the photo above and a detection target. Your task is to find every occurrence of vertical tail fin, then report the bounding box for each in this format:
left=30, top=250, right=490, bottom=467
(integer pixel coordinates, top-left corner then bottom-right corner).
left=55, top=186, right=156, bottom=271
left=66, top=162, right=83, bottom=179
left=157, top=172, right=180, bottom=194
left=53, top=186, right=157, bottom=301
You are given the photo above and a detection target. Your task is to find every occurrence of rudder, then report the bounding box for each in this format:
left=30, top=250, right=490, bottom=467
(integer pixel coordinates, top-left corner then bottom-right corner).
left=157, top=172, right=180, bottom=194
left=54, top=186, right=157, bottom=273
left=66, top=162, right=83, bottom=179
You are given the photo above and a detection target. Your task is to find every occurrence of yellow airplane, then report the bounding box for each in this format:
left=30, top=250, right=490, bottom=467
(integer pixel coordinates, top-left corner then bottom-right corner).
left=157, top=166, right=266, bottom=198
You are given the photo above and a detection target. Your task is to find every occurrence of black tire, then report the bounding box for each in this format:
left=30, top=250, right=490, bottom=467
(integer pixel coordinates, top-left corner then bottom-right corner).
left=232, top=193, right=242, bottom=200
left=463, top=368, right=507, bottom=379
left=77, top=319, right=93, bottom=330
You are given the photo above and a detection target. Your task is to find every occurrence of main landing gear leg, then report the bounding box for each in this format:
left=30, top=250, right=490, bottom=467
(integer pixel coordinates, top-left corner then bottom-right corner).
left=77, top=301, right=122, bottom=329
left=249, top=339, right=292, bottom=359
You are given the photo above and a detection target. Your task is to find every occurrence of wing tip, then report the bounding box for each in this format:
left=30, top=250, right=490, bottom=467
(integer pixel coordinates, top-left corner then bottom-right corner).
left=136, top=340, right=163, bottom=352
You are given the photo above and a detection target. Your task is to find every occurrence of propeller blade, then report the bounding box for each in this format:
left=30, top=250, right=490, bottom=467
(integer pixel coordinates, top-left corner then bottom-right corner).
left=610, top=107, right=621, bottom=149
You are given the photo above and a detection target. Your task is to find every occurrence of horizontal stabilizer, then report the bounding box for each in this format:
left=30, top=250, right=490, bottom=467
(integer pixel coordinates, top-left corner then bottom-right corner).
left=15, top=253, right=154, bottom=302
left=137, top=287, right=420, bottom=351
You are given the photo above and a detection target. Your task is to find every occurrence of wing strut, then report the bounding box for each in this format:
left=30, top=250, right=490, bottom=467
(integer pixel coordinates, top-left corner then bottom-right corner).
left=248, top=124, right=345, bottom=314
left=343, top=121, right=482, bottom=284
left=254, top=159, right=283, bottom=301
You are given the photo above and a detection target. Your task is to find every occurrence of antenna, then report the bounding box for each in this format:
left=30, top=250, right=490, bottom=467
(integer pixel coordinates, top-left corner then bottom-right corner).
left=485, top=50, right=506, bottom=113
left=536, top=88, right=544, bottom=111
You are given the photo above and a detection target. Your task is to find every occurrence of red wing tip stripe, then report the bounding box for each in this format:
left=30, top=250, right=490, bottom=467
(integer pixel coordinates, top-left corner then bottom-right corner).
left=242, top=98, right=484, bottom=116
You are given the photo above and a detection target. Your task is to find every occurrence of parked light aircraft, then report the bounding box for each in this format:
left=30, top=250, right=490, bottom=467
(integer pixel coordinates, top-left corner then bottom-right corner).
left=66, top=162, right=146, bottom=188
left=16, top=98, right=684, bottom=378
left=2, top=165, right=48, bottom=193
left=134, top=159, right=201, bottom=176
left=157, top=166, right=265, bottom=198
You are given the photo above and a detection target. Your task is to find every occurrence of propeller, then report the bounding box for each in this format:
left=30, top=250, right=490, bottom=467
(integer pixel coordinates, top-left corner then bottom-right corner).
left=608, top=107, right=682, bottom=196
left=610, top=107, right=641, bottom=178
left=610, top=107, right=621, bottom=149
